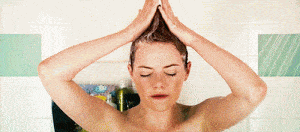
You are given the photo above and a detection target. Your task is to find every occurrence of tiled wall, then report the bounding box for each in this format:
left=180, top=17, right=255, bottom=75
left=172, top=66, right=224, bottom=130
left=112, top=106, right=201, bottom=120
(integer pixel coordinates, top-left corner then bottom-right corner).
left=0, top=34, right=41, bottom=76
left=258, top=34, right=300, bottom=77
left=1, top=0, right=300, bottom=131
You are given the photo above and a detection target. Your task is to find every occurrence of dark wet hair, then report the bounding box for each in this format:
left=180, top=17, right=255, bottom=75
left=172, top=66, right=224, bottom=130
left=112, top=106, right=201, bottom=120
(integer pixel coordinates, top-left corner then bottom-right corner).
left=130, top=7, right=188, bottom=70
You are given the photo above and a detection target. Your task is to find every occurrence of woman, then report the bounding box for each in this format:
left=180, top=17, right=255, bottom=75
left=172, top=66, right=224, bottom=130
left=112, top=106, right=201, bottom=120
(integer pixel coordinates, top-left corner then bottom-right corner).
left=38, top=0, right=267, bottom=131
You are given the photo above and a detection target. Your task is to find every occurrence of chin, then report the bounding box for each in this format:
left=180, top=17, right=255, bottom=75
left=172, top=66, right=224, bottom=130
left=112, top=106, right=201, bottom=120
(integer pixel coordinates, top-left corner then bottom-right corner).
left=140, top=96, right=179, bottom=111
left=150, top=102, right=176, bottom=112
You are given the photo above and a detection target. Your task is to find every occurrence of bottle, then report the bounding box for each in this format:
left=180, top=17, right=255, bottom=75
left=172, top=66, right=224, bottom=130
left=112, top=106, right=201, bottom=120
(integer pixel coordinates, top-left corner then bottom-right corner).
left=116, top=78, right=133, bottom=112
left=106, top=94, right=117, bottom=109
left=94, top=95, right=107, bottom=101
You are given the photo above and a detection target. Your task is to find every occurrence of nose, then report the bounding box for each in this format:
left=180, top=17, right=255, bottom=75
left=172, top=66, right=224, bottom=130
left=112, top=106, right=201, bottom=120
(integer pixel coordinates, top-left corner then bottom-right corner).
left=151, top=72, right=166, bottom=89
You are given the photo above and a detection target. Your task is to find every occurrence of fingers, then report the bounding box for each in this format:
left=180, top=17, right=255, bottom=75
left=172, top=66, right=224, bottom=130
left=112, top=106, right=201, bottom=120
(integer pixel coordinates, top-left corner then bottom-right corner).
left=143, top=0, right=159, bottom=9
left=160, top=0, right=177, bottom=22
left=159, top=0, right=177, bottom=21
left=158, top=6, right=167, bottom=19
left=140, top=0, right=159, bottom=17
left=159, top=1, right=184, bottom=32
left=161, top=0, right=174, bottom=15
left=158, top=5, right=175, bottom=29
left=127, top=0, right=160, bottom=40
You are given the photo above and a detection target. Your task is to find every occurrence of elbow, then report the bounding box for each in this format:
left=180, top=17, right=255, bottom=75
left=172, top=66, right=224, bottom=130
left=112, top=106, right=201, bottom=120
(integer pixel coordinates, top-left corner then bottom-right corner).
left=258, top=81, right=268, bottom=99
left=248, top=81, right=268, bottom=106
left=37, top=60, right=58, bottom=82
left=37, top=61, right=50, bottom=81
left=37, top=60, right=75, bottom=82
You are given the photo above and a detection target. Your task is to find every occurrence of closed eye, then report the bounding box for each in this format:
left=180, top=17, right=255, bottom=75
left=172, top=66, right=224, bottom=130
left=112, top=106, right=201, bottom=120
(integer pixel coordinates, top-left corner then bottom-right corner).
left=140, top=74, right=151, bottom=77
left=166, top=73, right=176, bottom=77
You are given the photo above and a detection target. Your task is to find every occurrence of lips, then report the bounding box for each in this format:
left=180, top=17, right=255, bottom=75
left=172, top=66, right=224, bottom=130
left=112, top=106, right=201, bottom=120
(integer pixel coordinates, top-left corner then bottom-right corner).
left=151, top=94, right=169, bottom=99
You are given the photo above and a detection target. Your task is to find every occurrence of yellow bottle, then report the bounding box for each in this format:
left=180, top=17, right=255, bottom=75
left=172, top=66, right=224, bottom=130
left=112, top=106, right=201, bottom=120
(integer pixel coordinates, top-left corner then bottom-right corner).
left=94, top=95, right=107, bottom=101
left=116, top=79, right=133, bottom=112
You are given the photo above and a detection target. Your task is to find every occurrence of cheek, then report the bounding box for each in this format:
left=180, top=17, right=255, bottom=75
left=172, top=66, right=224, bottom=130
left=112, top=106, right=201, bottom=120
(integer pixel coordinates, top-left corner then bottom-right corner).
left=132, top=76, right=151, bottom=94
left=170, top=74, right=185, bottom=93
left=172, top=79, right=183, bottom=93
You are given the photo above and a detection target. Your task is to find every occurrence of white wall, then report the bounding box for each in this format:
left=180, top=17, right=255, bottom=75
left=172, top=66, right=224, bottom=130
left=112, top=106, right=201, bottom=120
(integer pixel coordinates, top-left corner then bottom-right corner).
left=0, top=0, right=299, bottom=131
left=1, top=5, right=3, bottom=132
left=0, top=77, right=53, bottom=131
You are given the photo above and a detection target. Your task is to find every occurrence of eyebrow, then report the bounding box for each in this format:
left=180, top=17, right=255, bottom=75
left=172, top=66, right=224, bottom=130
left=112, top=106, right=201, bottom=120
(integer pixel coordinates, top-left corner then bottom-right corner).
left=138, top=66, right=153, bottom=69
left=138, top=64, right=179, bottom=69
left=164, top=64, right=179, bottom=68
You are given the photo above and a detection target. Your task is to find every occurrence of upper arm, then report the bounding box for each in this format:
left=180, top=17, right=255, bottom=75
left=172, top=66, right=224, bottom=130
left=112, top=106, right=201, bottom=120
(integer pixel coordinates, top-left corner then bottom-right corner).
left=190, top=93, right=265, bottom=131
left=41, top=79, right=124, bottom=131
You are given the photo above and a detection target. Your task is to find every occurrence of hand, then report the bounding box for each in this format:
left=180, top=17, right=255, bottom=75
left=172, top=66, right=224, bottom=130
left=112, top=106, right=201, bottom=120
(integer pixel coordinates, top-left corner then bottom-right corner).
left=125, top=0, right=160, bottom=41
left=159, top=0, right=200, bottom=47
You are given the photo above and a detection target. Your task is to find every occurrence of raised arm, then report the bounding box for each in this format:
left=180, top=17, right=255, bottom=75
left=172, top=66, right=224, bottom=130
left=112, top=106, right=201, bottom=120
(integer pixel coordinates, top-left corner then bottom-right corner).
left=38, top=0, right=159, bottom=82
left=38, top=0, right=159, bottom=131
left=159, top=0, right=267, bottom=131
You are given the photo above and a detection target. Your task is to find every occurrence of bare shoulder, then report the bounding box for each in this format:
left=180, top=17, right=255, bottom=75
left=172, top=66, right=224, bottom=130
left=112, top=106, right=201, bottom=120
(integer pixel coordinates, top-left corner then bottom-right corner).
left=183, top=94, right=260, bottom=131
left=176, top=97, right=225, bottom=132
left=184, top=97, right=224, bottom=118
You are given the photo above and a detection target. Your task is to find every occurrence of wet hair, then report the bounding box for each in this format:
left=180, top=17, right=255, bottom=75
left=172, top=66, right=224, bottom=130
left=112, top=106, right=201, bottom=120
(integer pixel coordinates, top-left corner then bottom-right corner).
left=130, top=7, right=188, bottom=70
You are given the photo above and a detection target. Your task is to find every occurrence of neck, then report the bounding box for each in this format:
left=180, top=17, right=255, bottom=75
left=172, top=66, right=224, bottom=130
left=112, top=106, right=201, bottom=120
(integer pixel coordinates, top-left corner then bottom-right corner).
left=127, top=103, right=184, bottom=131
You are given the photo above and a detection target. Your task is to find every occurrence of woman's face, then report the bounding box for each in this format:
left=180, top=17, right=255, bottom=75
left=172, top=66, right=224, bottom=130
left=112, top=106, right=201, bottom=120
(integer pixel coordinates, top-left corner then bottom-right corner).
left=128, top=42, right=191, bottom=111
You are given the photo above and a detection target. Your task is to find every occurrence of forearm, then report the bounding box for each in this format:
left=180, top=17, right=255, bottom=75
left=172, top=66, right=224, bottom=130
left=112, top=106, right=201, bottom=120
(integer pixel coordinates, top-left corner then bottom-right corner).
left=190, top=35, right=267, bottom=103
left=38, top=29, right=133, bottom=82
left=38, top=0, right=160, bottom=82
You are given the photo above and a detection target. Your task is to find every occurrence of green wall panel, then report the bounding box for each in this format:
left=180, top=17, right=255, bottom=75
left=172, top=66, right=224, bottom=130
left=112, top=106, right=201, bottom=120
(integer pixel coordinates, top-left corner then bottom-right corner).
left=258, top=34, right=300, bottom=77
left=0, top=34, right=41, bottom=76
